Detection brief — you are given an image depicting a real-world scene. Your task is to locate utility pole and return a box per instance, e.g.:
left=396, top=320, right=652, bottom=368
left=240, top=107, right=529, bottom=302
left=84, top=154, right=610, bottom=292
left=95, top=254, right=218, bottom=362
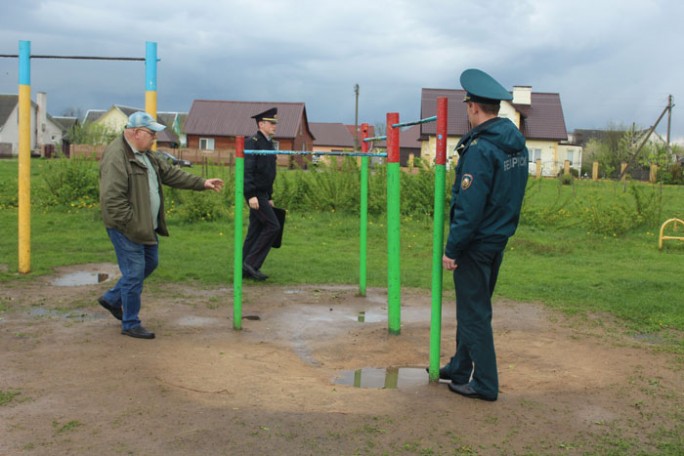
left=354, top=83, right=360, bottom=150
left=666, top=94, right=674, bottom=150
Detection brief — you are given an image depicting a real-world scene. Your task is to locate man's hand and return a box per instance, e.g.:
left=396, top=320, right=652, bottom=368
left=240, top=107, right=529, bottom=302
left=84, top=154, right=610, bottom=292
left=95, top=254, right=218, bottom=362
left=204, top=178, right=224, bottom=192
left=442, top=254, right=458, bottom=271
left=248, top=196, right=259, bottom=210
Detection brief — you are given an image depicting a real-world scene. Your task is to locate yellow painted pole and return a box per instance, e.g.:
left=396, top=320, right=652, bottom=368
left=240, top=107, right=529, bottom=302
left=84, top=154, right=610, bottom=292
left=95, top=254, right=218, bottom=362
left=18, top=40, right=32, bottom=274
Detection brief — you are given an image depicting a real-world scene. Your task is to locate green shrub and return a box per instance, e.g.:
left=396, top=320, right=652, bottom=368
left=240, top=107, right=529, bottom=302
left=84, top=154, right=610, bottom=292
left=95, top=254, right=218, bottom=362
left=38, top=156, right=99, bottom=208
left=176, top=190, right=226, bottom=223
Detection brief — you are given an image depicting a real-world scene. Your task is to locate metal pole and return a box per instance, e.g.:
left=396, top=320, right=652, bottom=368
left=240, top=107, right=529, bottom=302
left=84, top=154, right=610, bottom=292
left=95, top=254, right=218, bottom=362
left=386, top=112, right=401, bottom=335
left=429, top=97, right=448, bottom=382
left=359, top=123, right=369, bottom=296
left=354, top=84, right=360, bottom=151
left=18, top=40, right=31, bottom=274
left=145, top=41, right=158, bottom=151
left=233, top=136, right=245, bottom=330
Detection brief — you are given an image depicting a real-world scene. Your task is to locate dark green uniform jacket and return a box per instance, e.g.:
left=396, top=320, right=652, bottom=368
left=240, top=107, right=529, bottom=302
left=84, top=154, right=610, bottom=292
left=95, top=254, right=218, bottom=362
left=445, top=117, right=529, bottom=262
left=99, top=134, right=206, bottom=245
left=244, top=131, right=277, bottom=201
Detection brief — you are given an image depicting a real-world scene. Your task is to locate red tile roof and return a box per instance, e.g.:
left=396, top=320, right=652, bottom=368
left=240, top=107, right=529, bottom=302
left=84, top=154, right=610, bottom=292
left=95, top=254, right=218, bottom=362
left=184, top=100, right=312, bottom=139
left=420, top=88, right=568, bottom=141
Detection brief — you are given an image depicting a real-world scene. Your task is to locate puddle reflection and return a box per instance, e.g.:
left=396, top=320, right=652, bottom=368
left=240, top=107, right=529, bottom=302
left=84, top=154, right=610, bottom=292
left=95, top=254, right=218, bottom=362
left=51, top=272, right=110, bottom=287
left=334, top=367, right=428, bottom=389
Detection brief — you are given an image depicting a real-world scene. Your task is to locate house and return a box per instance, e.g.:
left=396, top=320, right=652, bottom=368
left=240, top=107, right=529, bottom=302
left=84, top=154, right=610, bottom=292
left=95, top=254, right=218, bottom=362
left=0, top=92, right=65, bottom=157
left=52, top=115, right=79, bottom=156
left=356, top=124, right=421, bottom=167
left=157, top=112, right=188, bottom=148
left=310, top=122, right=354, bottom=166
left=184, top=100, right=315, bottom=168
left=420, top=87, right=577, bottom=176
left=88, top=105, right=180, bottom=149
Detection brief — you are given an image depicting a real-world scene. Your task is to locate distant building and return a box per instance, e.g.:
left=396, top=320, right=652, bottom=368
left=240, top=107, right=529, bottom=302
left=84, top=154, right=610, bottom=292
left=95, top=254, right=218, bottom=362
left=0, top=92, right=65, bottom=157
left=184, top=100, right=315, bottom=168
left=420, top=86, right=578, bottom=176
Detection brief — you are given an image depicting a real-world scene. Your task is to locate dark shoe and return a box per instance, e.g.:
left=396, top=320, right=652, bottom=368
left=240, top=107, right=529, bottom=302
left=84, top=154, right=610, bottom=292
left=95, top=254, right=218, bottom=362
left=425, top=366, right=453, bottom=381
left=98, top=296, right=122, bottom=321
left=242, top=262, right=267, bottom=281
left=448, top=382, right=497, bottom=401
left=121, top=326, right=155, bottom=339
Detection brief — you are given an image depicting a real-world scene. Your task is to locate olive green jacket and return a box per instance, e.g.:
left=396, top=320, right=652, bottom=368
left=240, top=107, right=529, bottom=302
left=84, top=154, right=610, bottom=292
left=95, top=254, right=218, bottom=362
left=99, top=134, right=206, bottom=244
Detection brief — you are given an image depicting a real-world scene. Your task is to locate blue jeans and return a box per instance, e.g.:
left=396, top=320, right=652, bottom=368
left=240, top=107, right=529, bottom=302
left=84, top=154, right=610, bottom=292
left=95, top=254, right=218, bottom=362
left=103, top=228, right=158, bottom=330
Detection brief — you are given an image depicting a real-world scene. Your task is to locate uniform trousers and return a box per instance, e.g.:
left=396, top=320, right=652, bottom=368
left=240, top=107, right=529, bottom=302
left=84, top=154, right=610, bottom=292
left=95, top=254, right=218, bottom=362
left=242, top=196, right=280, bottom=270
left=449, top=248, right=503, bottom=399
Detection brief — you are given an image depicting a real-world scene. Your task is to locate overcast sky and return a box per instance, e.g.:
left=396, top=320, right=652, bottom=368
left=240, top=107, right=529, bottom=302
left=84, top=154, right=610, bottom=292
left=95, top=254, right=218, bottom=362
left=1, top=0, right=682, bottom=143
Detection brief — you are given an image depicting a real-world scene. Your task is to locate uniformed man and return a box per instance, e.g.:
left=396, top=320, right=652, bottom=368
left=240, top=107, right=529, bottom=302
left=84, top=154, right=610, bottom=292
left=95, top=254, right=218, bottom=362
left=242, top=107, right=280, bottom=280
left=441, top=69, right=529, bottom=401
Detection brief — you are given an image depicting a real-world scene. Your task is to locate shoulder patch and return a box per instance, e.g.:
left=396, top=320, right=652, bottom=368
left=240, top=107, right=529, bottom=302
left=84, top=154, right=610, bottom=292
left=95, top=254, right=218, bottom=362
left=461, top=173, right=473, bottom=190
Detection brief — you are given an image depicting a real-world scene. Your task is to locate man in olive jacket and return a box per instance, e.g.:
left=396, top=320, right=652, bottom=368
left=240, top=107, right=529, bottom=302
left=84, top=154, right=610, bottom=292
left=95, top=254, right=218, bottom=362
left=99, top=112, right=223, bottom=339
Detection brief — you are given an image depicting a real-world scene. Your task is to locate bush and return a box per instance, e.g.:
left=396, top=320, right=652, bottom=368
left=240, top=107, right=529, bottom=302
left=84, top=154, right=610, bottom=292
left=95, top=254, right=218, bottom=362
left=38, top=156, right=99, bottom=208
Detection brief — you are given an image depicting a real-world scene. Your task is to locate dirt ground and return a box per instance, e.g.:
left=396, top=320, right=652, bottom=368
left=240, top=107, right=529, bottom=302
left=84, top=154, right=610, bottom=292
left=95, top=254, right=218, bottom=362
left=1, top=263, right=682, bottom=456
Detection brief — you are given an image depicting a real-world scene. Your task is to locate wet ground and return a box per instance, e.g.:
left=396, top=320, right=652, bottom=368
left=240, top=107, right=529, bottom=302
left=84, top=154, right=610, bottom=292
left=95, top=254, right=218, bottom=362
left=1, top=263, right=683, bottom=455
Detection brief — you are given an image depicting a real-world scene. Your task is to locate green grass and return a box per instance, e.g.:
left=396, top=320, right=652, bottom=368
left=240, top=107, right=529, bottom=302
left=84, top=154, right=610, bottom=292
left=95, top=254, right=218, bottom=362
left=1, top=159, right=683, bottom=350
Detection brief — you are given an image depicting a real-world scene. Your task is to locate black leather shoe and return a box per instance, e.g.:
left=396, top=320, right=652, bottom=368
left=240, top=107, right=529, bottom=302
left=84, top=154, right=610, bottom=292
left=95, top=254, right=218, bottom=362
left=448, top=382, right=497, bottom=401
left=121, top=326, right=155, bottom=339
left=98, top=296, right=122, bottom=321
left=242, top=262, right=267, bottom=281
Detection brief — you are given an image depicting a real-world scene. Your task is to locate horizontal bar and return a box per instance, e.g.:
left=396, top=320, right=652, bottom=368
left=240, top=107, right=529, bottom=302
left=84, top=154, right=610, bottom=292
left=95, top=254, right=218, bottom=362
left=392, top=115, right=437, bottom=129
left=0, top=54, right=148, bottom=61
left=363, top=135, right=387, bottom=142
left=245, top=149, right=387, bottom=157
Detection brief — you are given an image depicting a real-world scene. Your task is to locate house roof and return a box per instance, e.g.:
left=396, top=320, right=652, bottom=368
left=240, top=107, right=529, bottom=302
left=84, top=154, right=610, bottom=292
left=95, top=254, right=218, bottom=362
left=0, top=95, right=18, bottom=126
left=310, top=122, right=355, bottom=148
left=399, top=124, right=421, bottom=149
left=184, top=100, right=313, bottom=139
left=83, top=109, right=105, bottom=124
left=420, top=88, right=568, bottom=141
left=52, top=116, right=78, bottom=131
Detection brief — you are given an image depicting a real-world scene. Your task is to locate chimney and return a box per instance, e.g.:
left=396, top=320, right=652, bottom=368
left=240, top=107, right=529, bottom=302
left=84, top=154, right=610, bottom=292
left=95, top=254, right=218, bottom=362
left=36, top=92, right=48, bottom=149
left=512, top=86, right=532, bottom=106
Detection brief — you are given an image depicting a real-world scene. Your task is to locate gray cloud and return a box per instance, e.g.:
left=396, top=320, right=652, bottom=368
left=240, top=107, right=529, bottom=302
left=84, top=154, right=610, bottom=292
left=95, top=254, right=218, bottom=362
left=1, top=0, right=682, bottom=142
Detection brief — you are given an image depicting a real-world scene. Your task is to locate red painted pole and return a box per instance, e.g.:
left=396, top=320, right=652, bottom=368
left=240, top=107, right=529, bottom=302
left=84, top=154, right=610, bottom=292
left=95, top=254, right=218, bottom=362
left=436, top=97, right=447, bottom=165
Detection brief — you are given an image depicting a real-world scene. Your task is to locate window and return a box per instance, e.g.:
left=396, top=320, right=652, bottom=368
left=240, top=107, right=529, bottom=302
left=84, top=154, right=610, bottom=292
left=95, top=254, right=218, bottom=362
left=566, top=149, right=574, bottom=166
left=199, top=137, right=215, bottom=151
left=531, top=148, right=542, bottom=162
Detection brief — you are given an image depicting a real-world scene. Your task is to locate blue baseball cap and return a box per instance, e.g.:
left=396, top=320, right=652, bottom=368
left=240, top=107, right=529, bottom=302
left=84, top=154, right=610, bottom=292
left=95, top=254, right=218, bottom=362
left=126, top=111, right=166, bottom=131
left=460, top=69, right=512, bottom=105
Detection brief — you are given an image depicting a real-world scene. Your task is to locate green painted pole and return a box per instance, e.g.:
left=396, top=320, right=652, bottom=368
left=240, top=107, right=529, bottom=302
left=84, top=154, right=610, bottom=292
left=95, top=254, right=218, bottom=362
left=359, top=123, right=370, bottom=296
left=429, top=97, right=448, bottom=381
left=233, top=136, right=245, bottom=330
left=386, top=112, right=401, bottom=335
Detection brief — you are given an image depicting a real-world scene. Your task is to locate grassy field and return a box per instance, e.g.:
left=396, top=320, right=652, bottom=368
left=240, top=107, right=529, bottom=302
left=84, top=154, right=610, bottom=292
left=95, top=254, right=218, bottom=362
left=1, top=158, right=683, bottom=350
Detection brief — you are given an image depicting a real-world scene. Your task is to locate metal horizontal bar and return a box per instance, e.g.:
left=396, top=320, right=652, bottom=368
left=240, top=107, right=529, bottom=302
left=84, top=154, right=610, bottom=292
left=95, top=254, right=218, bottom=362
left=0, top=54, right=147, bottom=61
left=392, top=115, right=437, bottom=129
left=363, top=135, right=387, bottom=142
left=245, top=149, right=387, bottom=157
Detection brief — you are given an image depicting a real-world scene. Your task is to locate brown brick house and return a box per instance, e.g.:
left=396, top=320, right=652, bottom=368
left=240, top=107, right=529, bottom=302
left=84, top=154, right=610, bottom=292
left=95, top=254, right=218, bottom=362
left=184, top=100, right=315, bottom=168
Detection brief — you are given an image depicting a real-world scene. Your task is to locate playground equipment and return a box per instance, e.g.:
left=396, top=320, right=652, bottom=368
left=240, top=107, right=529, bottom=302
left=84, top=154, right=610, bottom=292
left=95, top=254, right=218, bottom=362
left=5, top=40, right=157, bottom=274
left=658, top=218, right=684, bottom=250
left=232, top=98, right=450, bottom=383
